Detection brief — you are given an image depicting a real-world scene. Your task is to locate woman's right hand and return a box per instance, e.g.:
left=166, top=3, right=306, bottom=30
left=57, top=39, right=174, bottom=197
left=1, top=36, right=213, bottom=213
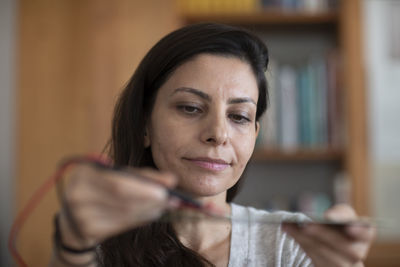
left=58, top=163, right=177, bottom=249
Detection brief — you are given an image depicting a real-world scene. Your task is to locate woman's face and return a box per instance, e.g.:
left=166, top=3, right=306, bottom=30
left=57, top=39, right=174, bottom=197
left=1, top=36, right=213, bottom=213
left=145, top=54, right=259, bottom=198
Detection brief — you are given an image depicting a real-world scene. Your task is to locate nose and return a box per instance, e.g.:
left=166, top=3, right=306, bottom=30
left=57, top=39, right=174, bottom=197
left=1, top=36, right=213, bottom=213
left=200, top=112, right=229, bottom=146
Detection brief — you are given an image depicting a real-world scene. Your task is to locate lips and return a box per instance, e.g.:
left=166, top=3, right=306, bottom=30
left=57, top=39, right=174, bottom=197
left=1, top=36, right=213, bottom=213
left=183, top=157, right=230, bottom=171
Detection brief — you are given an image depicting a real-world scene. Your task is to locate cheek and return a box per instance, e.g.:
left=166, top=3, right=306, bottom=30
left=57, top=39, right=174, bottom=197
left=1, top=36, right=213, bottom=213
left=234, top=131, right=256, bottom=167
left=151, top=125, right=175, bottom=154
left=149, top=117, right=190, bottom=170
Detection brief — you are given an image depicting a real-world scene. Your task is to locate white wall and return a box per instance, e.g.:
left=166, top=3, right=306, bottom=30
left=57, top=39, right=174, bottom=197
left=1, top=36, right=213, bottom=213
left=0, top=0, right=16, bottom=265
left=364, top=0, right=400, bottom=240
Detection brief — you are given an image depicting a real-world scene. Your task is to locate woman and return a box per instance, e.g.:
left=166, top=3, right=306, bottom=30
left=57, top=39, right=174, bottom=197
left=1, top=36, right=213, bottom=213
left=50, top=23, right=375, bottom=267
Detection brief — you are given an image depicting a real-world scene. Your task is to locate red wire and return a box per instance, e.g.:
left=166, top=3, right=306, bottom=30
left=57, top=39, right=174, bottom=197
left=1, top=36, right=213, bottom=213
left=7, top=155, right=110, bottom=267
left=8, top=155, right=214, bottom=266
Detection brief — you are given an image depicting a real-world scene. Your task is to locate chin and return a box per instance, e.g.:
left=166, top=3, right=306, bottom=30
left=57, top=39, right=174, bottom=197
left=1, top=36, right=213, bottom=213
left=177, top=173, right=237, bottom=197
left=181, top=182, right=231, bottom=199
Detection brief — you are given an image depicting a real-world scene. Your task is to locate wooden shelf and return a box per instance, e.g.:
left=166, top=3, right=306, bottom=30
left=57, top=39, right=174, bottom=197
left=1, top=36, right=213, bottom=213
left=251, top=148, right=343, bottom=162
left=182, top=10, right=338, bottom=26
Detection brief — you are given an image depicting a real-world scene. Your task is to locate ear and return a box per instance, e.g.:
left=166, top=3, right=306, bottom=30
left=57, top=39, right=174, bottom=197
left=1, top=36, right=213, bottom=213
left=255, top=121, right=260, bottom=138
left=144, top=126, right=151, bottom=148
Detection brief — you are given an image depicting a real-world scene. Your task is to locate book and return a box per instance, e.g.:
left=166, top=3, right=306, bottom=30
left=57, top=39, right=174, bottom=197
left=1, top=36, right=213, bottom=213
left=279, top=65, right=298, bottom=151
left=326, top=50, right=343, bottom=148
left=313, top=56, right=329, bottom=146
left=256, top=53, right=340, bottom=151
left=259, top=60, right=279, bottom=148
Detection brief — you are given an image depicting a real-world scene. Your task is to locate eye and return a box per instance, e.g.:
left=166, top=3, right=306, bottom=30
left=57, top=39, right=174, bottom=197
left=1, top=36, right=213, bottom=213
left=229, top=113, right=251, bottom=124
left=177, top=105, right=203, bottom=115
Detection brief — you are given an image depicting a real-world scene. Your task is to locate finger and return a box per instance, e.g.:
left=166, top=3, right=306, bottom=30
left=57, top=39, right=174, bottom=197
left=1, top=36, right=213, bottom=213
left=324, top=204, right=357, bottom=221
left=283, top=224, right=353, bottom=267
left=70, top=185, right=169, bottom=239
left=166, top=196, right=182, bottom=209
left=71, top=202, right=165, bottom=241
left=324, top=204, right=377, bottom=242
left=346, top=224, right=377, bottom=242
left=58, top=211, right=98, bottom=248
left=304, top=244, right=352, bottom=267
left=70, top=164, right=172, bottom=210
left=66, top=165, right=170, bottom=226
left=62, top=164, right=172, bottom=242
left=81, top=162, right=176, bottom=192
left=93, top=167, right=170, bottom=201
left=302, top=223, right=369, bottom=262
left=123, top=167, right=178, bottom=188
left=99, top=194, right=167, bottom=226
left=70, top=183, right=168, bottom=218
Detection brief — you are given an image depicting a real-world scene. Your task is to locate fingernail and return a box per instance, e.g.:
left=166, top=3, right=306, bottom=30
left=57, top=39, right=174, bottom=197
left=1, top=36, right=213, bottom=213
left=167, top=197, right=181, bottom=209
left=346, top=225, right=364, bottom=237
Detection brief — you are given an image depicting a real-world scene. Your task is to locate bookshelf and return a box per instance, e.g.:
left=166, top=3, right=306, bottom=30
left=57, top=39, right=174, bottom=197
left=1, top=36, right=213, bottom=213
left=179, top=5, right=343, bottom=164
left=251, top=148, right=343, bottom=162
left=183, top=11, right=338, bottom=25
left=179, top=2, right=342, bottom=160
left=178, top=0, right=400, bottom=265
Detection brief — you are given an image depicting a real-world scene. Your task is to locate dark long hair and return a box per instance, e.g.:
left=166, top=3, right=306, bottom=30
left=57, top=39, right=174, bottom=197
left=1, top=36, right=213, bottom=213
left=100, top=23, right=269, bottom=266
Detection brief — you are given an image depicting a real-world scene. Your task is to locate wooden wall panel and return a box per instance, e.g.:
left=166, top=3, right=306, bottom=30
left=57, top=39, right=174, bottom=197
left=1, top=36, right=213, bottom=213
left=16, top=0, right=180, bottom=265
left=339, top=0, right=369, bottom=216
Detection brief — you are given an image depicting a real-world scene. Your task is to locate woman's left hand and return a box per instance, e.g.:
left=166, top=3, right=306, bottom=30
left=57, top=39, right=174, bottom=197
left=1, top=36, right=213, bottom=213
left=282, top=204, right=376, bottom=267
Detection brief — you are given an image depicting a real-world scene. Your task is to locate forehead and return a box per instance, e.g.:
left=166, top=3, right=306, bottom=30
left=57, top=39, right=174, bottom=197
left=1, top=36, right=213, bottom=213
left=159, top=54, right=259, bottom=100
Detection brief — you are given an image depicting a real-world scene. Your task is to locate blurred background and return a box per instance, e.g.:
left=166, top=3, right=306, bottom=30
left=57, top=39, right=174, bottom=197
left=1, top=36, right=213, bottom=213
left=1, top=0, right=399, bottom=266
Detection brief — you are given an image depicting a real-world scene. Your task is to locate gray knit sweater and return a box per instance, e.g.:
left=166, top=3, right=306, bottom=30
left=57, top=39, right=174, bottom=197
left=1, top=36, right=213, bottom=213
left=228, top=203, right=313, bottom=267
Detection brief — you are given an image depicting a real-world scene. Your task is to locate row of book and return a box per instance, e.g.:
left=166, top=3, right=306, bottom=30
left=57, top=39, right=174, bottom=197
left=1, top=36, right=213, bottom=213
left=260, top=0, right=338, bottom=12
left=263, top=172, right=350, bottom=216
left=177, top=0, right=338, bottom=15
left=177, top=0, right=257, bottom=14
left=256, top=52, right=343, bottom=151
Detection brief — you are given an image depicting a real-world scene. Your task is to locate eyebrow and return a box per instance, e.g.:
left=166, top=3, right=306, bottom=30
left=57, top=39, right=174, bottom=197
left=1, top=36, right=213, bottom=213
left=171, top=87, right=211, bottom=101
left=170, top=87, right=256, bottom=106
left=228, top=97, right=256, bottom=105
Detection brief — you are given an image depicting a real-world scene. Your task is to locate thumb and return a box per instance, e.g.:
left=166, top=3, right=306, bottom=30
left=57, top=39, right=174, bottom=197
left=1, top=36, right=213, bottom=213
left=324, top=204, right=357, bottom=221
left=152, top=171, right=178, bottom=188
left=129, top=168, right=178, bottom=188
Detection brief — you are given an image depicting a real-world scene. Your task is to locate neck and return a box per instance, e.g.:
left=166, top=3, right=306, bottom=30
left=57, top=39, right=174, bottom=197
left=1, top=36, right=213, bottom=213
left=172, top=192, right=231, bottom=252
